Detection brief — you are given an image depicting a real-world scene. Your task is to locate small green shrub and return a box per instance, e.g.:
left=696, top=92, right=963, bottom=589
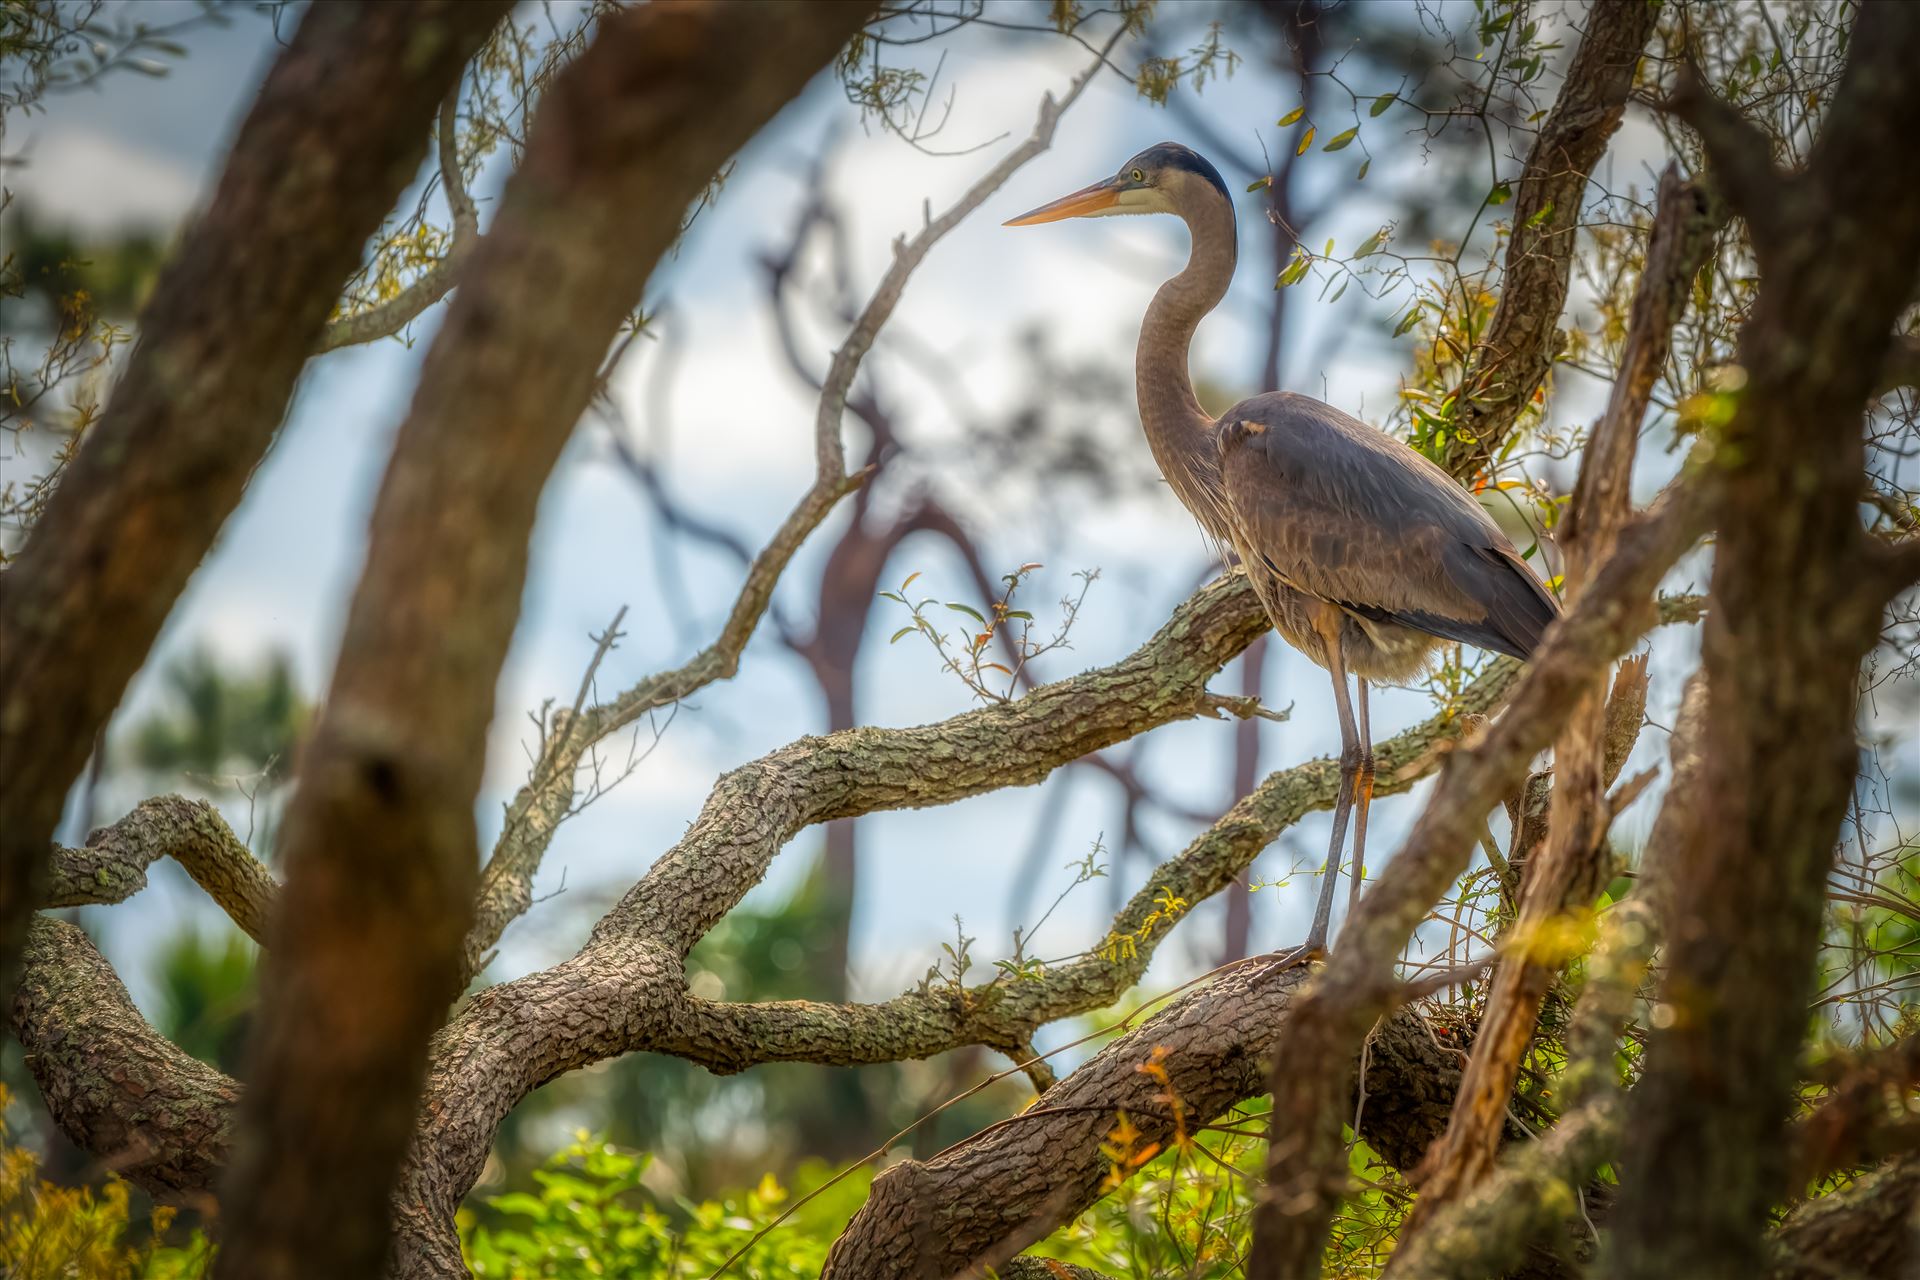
left=462, top=1133, right=872, bottom=1279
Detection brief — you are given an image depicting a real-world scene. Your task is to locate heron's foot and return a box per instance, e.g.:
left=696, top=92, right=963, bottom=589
left=1265, top=941, right=1325, bottom=972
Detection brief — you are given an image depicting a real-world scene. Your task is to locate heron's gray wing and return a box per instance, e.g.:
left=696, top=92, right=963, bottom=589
left=1218, top=392, right=1559, bottom=659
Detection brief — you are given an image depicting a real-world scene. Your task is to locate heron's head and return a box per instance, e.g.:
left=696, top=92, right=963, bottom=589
left=1003, top=142, right=1229, bottom=227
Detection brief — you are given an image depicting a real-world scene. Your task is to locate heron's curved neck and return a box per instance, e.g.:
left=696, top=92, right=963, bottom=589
left=1138, top=186, right=1237, bottom=534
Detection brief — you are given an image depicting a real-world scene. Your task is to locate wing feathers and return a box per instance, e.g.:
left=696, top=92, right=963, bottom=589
left=1219, top=392, right=1561, bottom=660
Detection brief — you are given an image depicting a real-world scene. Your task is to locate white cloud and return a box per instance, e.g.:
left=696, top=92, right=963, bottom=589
left=5, top=122, right=203, bottom=232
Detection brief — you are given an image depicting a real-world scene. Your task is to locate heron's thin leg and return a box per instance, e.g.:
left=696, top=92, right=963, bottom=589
left=1347, top=678, right=1375, bottom=923
left=1302, top=617, right=1360, bottom=958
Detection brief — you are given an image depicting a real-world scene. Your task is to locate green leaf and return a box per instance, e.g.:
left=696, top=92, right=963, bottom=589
left=1525, top=200, right=1555, bottom=228
left=1488, top=181, right=1513, bottom=206
left=1328, top=278, right=1349, bottom=304
left=1278, top=254, right=1311, bottom=287
left=1369, top=93, right=1395, bottom=117
left=889, top=626, right=916, bottom=644
left=1324, top=237, right=1335, bottom=255
left=1278, top=105, right=1305, bottom=126
left=1353, top=227, right=1387, bottom=258
left=1004, top=610, right=1034, bottom=621
left=945, top=602, right=986, bottom=625
left=1296, top=125, right=1316, bottom=155
left=1393, top=304, right=1422, bottom=338
left=489, top=1193, right=547, bottom=1219
left=1323, top=127, right=1359, bottom=152
left=1356, top=158, right=1371, bottom=181
left=1246, top=175, right=1272, bottom=192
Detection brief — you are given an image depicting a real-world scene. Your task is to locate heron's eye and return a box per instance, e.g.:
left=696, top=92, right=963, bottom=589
left=1129, top=168, right=1146, bottom=183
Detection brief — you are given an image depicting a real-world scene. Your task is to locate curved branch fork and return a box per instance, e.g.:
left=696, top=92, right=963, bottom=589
left=10, top=570, right=1478, bottom=1260
left=15, top=582, right=1707, bottom=1272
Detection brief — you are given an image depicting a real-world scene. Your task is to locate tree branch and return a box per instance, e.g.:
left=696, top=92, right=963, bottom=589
left=8, top=581, right=1705, bottom=1274
left=463, top=38, right=1111, bottom=977
left=213, top=7, right=875, bottom=1279
left=1612, top=4, right=1920, bottom=1272
left=1382, top=675, right=1709, bottom=1280
left=1789, top=1032, right=1920, bottom=1191
left=1661, top=68, right=1788, bottom=256
left=315, top=90, right=482, bottom=353
left=1442, top=0, right=1661, bottom=481
left=1765, top=1155, right=1920, bottom=1280
left=1403, top=166, right=1722, bottom=1230
left=1250, top=477, right=1710, bottom=1280
left=0, top=0, right=509, bottom=1013
left=45, top=795, right=276, bottom=944
left=654, top=649, right=1524, bottom=1076
left=1871, top=332, right=1920, bottom=398
left=12, top=918, right=237, bottom=1200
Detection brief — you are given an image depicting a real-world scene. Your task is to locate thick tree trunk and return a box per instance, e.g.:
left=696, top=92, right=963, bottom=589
left=1609, top=6, right=1920, bottom=1276
left=210, top=7, right=872, bottom=1280
left=0, top=0, right=507, bottom=1009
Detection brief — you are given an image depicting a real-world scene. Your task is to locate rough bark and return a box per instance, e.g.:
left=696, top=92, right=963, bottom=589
left=44, top=795, right=275, bottom=943
left=823, top=960, right=1478, bottom=1279
left=1383, top=676, right=1709, bottom=1280
left=11, top=917, right=238, bottom=1200
left=0, top=0, right=508, bottom=1011
left=211, top=7, right=873, bottom=1280
left=9, top=589, right=1696, bottom=1275
left=1789, top=1033, right=1920, bottom=1189
left=1405, top=169, right=1721, bottom=1227
left=1609, top=6, right=1920, bottom=1276
left=1441, top=0, right=1661, bottom=481
left=1248, top=479, right=1708, bottom=1280
left=1764, top=1155, right=1920, bottom=1280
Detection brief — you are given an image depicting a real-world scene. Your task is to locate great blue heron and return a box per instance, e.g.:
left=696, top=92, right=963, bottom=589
left=1007, top=142, right=1558, bottom=957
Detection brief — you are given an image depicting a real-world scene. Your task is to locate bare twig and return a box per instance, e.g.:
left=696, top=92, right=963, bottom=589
left=462, top=24, right=1115, bottom=977
left=316, top=88, right=484, bottom=353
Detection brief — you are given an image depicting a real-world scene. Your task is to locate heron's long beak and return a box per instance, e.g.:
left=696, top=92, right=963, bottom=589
left=1004, top=176, right=1123, bottom=226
